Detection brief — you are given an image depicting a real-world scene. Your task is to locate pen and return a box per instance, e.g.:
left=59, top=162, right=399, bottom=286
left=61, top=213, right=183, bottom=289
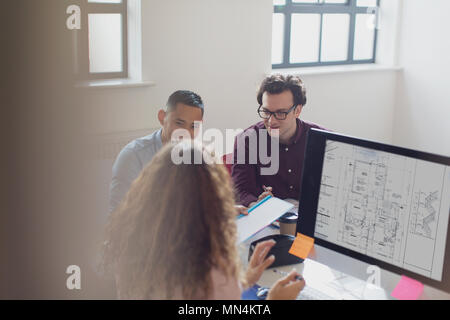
left=272, top=269, right=304, bottom=281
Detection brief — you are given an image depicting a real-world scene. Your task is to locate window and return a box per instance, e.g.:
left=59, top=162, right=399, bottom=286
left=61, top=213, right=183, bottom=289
left=272, top=0, right=380, bottom=68
left=76, top=0, right=128, bottom=80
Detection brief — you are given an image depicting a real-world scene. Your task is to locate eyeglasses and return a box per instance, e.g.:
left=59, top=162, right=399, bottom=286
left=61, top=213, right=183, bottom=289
left=257, top=104, right=297, bottom=120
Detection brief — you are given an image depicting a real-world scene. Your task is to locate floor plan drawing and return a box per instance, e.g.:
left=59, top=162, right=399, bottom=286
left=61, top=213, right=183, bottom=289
left=314, top=140, right=450, bottom=280
left=409, top=190, right=439, bottom=240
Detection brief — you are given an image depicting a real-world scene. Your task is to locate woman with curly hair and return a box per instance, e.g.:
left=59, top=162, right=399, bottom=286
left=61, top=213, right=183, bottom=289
left=102, top=141, right=305, bottom=299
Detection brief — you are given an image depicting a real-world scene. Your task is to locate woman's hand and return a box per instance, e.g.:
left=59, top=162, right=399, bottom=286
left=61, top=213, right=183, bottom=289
left=245, top=240, right=276, bottom=288
left=267, top=270, right=305, bottom=300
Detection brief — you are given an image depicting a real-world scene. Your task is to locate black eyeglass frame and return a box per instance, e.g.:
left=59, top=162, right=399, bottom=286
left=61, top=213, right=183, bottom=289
left=257, top=104, right=298, bottom=120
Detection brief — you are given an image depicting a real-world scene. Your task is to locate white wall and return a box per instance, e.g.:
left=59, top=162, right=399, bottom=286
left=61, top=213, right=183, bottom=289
left=300, top=69, right=397, bottom=144
left=293, top=0, right=402, bottom=145
left=87, top=0, right=449, bottom=159
left=87, top=0, right=273, bottom=136
left=393, top=0, right=450, bottom=156
left=87, top=0, right=397, bottom=149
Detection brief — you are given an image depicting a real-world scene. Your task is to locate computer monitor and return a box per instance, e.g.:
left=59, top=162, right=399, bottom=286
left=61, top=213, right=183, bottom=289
left=297, top=129, right=450, bottom=292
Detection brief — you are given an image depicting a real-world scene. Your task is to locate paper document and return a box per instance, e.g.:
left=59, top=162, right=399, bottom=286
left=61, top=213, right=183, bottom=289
left=236, top=196, right=294, bottom=243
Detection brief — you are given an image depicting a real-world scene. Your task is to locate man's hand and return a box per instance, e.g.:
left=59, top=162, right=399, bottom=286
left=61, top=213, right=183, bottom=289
left=258, top=186, right=273, bottom=202
left=235, top=205, right=248, bottom=216
left=267, top=269, right=305, bottom=300
left=245, top=240, right=276, bottom=288
left=249, top=186, right=274, bottom=208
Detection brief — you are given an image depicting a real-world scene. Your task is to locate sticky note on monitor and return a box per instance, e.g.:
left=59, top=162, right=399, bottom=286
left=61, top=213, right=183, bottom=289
left=391, top=275, right=424, bottom=300
left=289, top=233, right=314, bottom=259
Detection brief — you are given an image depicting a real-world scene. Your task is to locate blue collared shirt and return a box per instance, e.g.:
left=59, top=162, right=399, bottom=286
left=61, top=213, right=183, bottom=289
left=109, top=129, right=163, bottom=213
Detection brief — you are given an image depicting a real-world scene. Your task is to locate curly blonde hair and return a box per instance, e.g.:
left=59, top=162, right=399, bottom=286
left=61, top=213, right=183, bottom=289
left=102, top=142, right=242, bottom=299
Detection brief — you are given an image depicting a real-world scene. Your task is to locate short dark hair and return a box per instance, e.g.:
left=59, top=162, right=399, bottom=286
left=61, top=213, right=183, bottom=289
left=257, top=74, right=307, bottom=107
left=166, top=90, right=204, bottom=115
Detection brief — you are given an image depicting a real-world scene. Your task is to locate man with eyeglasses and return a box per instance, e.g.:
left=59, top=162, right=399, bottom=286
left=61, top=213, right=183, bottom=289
left=231, top=74, right=327, bottom=209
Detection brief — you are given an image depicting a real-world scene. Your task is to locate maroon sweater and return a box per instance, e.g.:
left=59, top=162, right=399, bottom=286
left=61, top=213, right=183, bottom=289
left=231, top=118, right=327, bottom=207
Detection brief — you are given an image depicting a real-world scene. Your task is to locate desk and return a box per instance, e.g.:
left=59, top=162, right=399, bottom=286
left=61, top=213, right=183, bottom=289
left=239, top=226, right=450, bottom=300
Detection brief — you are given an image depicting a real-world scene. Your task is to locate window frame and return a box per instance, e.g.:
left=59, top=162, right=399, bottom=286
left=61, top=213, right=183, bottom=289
left=77, top=0, right=129, bottom=80
left=272, top=0, right=380, bottom=69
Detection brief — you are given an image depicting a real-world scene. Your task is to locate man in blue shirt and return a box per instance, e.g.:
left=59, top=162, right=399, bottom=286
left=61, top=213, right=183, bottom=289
left=109, top=90, right=204, bottom=213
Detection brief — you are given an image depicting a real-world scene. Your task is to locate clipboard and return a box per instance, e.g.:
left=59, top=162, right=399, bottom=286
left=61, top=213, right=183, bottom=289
left=236, top=196, right=294, bottom=243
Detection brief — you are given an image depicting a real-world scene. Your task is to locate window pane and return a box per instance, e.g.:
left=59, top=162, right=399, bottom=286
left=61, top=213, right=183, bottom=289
left=324, top=0, right=347, bottom=3
left=353, top=14, right=375, bottom=60
left=88, top=14, right=123, bottom=73
left=357, top=0, right=377, bottom=6
left=88, top=0, right=122, bottom=3
left=290, top=14, right=321, bottom=63
left=321, top=14, right=349, bottom=62
left=292, top=0, right=318, bottom=3
left=273, top=0, right=286, bottom=5
left=272, top=13, right=285, bottom=65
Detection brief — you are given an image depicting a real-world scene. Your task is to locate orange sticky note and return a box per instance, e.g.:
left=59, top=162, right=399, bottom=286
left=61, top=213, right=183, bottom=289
left=289, top=233, right=314, bottom=259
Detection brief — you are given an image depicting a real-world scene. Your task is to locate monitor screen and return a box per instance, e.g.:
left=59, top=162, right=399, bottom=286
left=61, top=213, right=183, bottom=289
left=298, top=129, right=450, bottom=291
